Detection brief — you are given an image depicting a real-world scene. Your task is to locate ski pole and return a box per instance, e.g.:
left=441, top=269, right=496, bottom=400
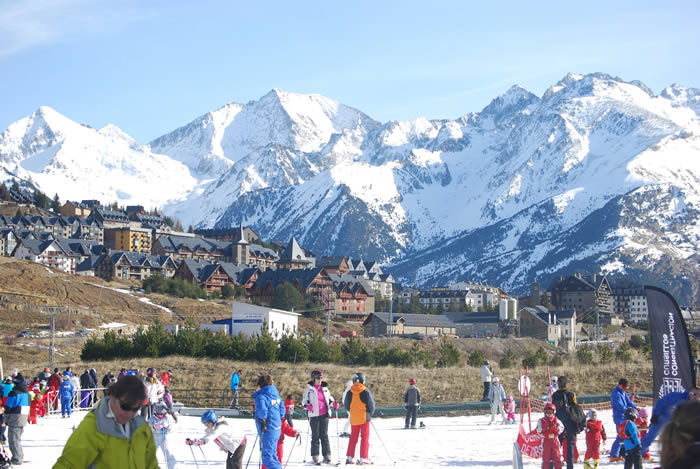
left=369, top=419, right=395, bottom=466
left=244, top=433, right=259, bottom=469
left=335, top=407, right=341, bottom=465
left=303, top=414, right=310, bottom=462
left=188, top=444, right=200, bottom=469
left=198, top=445, right=212, bottom=468
left=284, top=434, right=302, bottom=469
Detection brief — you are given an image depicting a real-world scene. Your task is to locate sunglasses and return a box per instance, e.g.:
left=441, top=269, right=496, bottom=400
left=119, top=400, right=141, bottom=412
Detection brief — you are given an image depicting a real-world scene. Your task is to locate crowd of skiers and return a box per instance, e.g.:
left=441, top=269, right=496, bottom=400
left=0, top=365, right=175, bottom=466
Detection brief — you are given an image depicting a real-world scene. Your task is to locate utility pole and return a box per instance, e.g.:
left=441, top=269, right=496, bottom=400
left=388, top=291, right=393, bottom=345
left=43, top=305, right=68, bottom=369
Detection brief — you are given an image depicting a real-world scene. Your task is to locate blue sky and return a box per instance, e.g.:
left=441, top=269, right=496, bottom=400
left=1, top=0, right=698, bottom=143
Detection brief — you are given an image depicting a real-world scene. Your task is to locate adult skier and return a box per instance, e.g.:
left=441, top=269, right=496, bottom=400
left=344, top=373, right=375, bottom=465
left=481, top=360, right=492, bottom=401
left=303, top=370, right=338, bottom=465
left=403, top=378, right=421, bottom=429
left=253, top=375, right=286, bottom=469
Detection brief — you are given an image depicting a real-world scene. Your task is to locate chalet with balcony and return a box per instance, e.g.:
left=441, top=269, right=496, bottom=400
left=94, top=251, right=177, bottom=281
left=13, top=238, right=76, bottom=274
left=550, top=273, right=614, bottom=320
left=152, top=234, right=228, bottom=263
left=89, top=207, right=130, bottom=228
left=250, top=268, right=333, bottom=311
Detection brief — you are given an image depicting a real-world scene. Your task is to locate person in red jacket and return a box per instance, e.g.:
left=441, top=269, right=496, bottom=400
left=537, top=403, right=564, bottom=469
left=284, top=394, right=295, bottom=429
left=161, top=370, right=172, bottom=387
left=584, top=409, right=606, bottom=469
left=635, top=407, right=651, bottom=461
left=28, top=393, right=45, bottom=424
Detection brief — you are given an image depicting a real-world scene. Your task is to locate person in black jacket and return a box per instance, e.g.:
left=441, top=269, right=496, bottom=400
left=79, top=369, right=95, bottom=408
left=551, top=376, right=578, bottom=469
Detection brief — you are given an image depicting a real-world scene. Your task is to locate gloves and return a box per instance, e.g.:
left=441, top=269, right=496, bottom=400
left=305, top=404, right=313, bottom=412
left=295, top=433, right=302, bottom=445
left=650, top=414, right=658, bottom=425
left=257, top=418, right=267, bottom=434
left=332, top=402, right=340, bottom=410
left=185, top=438, right=194, bottom=446
left=195, top=439, right=205, bottom=446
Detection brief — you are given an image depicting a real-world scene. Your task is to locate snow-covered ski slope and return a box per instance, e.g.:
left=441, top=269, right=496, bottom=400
left=25, top=408, right=658, bottom=468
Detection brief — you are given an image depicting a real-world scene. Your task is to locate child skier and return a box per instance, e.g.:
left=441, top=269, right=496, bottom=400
left=635, top=408, right=651, bottom=461
left=403, top=378, right=421, bottom=429
left=488, top=377, right=507, bottom=424
left=0, top=405, right=6, bottom=443
left=187, top=410, right=247, bottom=469
left=340, top=379, right=353, bottom=438
left=28, top=393, right=45, bottom=424
left=284, top=394, right=295, bottom=429
left=584, top=408, right=606, bottom=469
left=537, top=403, right=564, bottom=469
left=619, top=407, right=642, bottom=469
left=504, top=395, right=516, bottom=424
left=149, top=401, right=176, bottom=469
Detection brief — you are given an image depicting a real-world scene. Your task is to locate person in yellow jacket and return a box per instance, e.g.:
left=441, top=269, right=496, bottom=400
left=53, top=375, right=158, bottom=469
left=343, top=373, right=375, bottom=465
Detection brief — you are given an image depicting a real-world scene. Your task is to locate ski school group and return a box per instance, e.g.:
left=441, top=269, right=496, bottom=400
left=39, top=367, right=420, bottom=469
left=517, top=375, right=700, bottom=469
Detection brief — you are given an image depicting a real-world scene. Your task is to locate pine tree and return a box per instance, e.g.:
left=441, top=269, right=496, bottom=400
left=51, top=193, right=61, bottom=214
left=0, top=183, right=9, bottom=201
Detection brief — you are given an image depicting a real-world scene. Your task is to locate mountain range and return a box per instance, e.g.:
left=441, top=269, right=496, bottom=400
left=1, top=72, right=698, bottom=304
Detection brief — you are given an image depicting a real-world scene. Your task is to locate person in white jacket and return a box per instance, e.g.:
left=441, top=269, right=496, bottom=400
left=148, top=401, right=177, bottom=469
left=480, top=360, right=493, bottom=402
left=144, top=370, right=164, bottom=419
left=187, top=410, right=247, bottom=469
left=488, top=377, right=507, bottom=425
left=302, top=370, right=338, bottom=464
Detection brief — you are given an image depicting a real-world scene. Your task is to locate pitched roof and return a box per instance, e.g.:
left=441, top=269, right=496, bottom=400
left=17, top=239, right=66, bottom=256
left=365, top=312, right=456, bottom=327
left=255, top=268, right=325, bottom=291
left=445, top=311, right=501, bottom=324
left=328, top=273, right=375, bottom=297
left=76, top=254, right=105, bottom=272
left=279, top=237, right=311, bottom=262
left=156, top=234, right=228, bottom=253
left=109, top=251, right=174, bottom=268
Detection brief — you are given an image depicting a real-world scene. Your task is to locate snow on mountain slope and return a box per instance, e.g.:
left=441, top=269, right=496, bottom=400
left=0, top=106, right=196, bottom=207
left=2, top=73, right=699, bottom=302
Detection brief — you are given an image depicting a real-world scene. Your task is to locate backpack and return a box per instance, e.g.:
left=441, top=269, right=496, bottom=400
left=553, top=390, right=587, bottom=432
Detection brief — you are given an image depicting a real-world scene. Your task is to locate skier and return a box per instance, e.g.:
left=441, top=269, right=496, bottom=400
left=403, top=378, right=421, bottom=429
left=480, top=360, right=492, bottom=401
left=28, top=392, right=44, bottom=424
left=144, top=369, right=164, bottom=419
left=609, top=378, right=637, bottom=462
left=545, top=376, right=558, bottom=401
left=253, top=374, right=286, bottom=469
left=59, top=375, right=74, bottom=418
left=488, top=377, right=507, bottom=425
left=148, top=401, right=176, bottom=469
left=537, top=403, right=564, bottom=469
left=344, top=372, right=375, bottom=465
left=303, top=370, right=338, bottom=465
left=272, top=417, right=300, bottom=468
left=552, top=375, right=579, bottom=469
left=634, top=408, right=651, bottom=462
left=618, top=407, right=642, bottom=469
left=640, top=385, right=699, bottom=456
left=230, top=369, right=242, bottom=409
left=504, top=395, right=516, bottom=424
left=284, top=394, right=295, bottom=428
left=187, top=410, right=247, bottom=469
left=583, top=408, right=606, bottom=469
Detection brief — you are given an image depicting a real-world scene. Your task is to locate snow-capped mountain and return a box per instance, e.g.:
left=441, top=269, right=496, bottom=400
left=1, top=73, right=698, bottom=303
left=0, top=106, right=196, bottom=208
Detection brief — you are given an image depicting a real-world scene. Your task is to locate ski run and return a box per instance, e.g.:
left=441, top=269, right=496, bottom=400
left=16, top=407, right=661, bottom=468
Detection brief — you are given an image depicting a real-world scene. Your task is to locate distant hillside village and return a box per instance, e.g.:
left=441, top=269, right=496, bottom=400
left=2, top=196, right=698, bottom=351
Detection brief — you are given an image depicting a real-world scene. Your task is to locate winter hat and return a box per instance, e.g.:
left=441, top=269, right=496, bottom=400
left=409, top=378, right=416, bottom=385
left=638, top=407, right=648, bottom=419
left=588, top=408, right=597, bottom=419
left=483, top=360, right=489, bottom=365
left=32, top=384, right=40, bottom=392
left=153, top=402, right=168, bottom=416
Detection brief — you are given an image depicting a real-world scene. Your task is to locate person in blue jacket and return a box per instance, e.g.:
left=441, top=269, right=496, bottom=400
left=609, top=378, right=637, bottom=461
left=640, top=385, right=699, bottom=454
left=4, top=376, right=29, bottom=465
left=230, top=369, right=242, bottom=409
left=620, top=407, right=642, bottom=469
left=59, top=374, right=75, bottom=418
left=252, top=375, right=285, bottom=469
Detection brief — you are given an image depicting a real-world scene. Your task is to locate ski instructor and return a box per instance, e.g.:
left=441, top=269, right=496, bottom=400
left=53, top=375, right=158, bottom=469
left=252, top=374, right=286, bottom=469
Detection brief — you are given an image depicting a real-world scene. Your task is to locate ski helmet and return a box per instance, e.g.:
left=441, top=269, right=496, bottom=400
left=624, top=407, right=638, bottom=421
left=146, top=367, right=155, bottom=376
left=544, top=403, right=556, bottom=413
left=352, top=372, right=365, bottom=384
left=153, top=402, right=168, bottom=417
left=638, top=408, right=648, bottom=419
left=408, top=378, right=416, bottom=385
left=201, top=410, right=217, bottom=425
left=311, top=370, right=324, bottom=380
left=492, top=376, right=500, bottom=383
left=483, top=360, right=489, bottom=365
left=551, top=376, right=558, bottom=383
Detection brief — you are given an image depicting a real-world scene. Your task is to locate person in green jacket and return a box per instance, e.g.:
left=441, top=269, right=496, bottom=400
left=53, top=375, right=158, bottom=469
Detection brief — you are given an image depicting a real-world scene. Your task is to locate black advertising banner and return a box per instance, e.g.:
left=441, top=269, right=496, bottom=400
left=645, top=286, right=696, bottom=401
